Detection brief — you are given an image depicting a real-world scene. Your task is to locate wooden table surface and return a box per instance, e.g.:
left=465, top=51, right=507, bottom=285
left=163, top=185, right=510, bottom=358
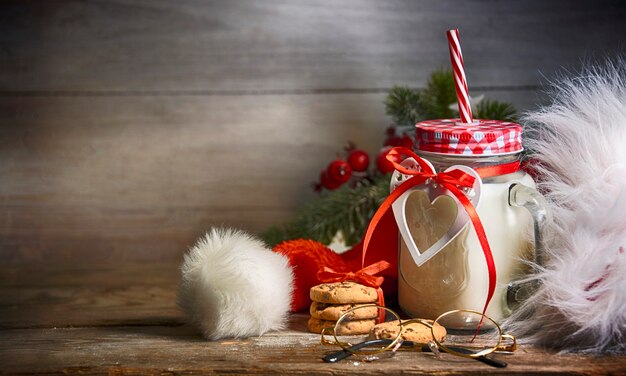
left=1, top=263, right=624, bottom=375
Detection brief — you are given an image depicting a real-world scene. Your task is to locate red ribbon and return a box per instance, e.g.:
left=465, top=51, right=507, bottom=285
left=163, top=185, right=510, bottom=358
left=362, top=147, right=501, bottom=318
left=317, top=261, right=390, bottom=322
left=476, top=160, right=520, bottom=179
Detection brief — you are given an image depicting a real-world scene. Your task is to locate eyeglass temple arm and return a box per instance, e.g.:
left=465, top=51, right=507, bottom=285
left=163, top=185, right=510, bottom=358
left=322, top=339, right=409, bottom=363
left=449, top=346, right=508, bottom=368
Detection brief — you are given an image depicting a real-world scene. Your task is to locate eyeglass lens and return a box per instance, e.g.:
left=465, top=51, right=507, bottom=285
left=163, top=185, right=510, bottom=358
left=434, top=310, right=501, bottom=357
left=333, top=305, right=401, bottom=353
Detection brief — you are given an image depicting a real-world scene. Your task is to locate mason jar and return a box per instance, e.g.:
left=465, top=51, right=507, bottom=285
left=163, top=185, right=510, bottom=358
left=394, top=119, right=546, bottom=322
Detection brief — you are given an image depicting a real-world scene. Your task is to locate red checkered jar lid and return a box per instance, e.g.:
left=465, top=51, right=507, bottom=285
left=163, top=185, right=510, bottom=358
left=415, top=118, right=523, bottom=156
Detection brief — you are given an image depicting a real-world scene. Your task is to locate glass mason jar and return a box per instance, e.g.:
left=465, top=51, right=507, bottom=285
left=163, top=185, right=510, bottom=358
left=394, top=119, right=546, bottom=323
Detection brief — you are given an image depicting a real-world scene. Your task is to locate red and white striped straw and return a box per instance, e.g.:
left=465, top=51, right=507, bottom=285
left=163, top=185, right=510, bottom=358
left=446, top=29, right=473, bottom=123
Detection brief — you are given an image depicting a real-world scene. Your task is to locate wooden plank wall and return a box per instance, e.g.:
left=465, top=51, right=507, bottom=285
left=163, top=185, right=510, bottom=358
left=1, top=0, right=625, bottom=266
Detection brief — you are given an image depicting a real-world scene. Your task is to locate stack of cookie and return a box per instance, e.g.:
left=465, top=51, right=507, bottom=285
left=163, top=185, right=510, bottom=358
left=307, top=281, right=379, bottom=335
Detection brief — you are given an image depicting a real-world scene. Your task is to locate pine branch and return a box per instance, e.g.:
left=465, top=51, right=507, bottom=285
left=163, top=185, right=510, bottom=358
left=384, top=86, right=424, bottom=125
left=385, top=69, right=518, bottom=124
left=260, top=175, right=391, bottom=247
left=385, top=69, right=457, bottom=124
left=421, top=68, right=457, bottom=119
left=474, top=99, right=518, bottom=122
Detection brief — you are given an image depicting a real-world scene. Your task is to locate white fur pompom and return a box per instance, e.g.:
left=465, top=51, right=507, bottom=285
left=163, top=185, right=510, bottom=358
left=504, top=59, right=626, bottom=353
left=178, top=227, right=293, bottom=340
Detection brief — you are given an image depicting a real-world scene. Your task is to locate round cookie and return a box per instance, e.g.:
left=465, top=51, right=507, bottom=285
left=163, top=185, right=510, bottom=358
left=369, top=319, right=447, bottom=343
left=310, top=302, right=379, bottom=321
left=309, top=281, right=378, bottom=304
left=307, top=317, right=377, bottom=335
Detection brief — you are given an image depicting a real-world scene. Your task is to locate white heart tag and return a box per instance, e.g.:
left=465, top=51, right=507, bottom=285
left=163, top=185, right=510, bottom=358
left=390, top=157, right=482, bottom=266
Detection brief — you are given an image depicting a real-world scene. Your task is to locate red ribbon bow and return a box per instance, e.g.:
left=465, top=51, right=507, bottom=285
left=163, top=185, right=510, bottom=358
left=317, top=260, right=390, bottom=309
left=318, top=260, right=390, bottom=288
left=362, top=147, right=497, bottom=317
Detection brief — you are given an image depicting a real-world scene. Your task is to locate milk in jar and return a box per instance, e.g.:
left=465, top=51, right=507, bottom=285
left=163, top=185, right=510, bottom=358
left=397, top=119, right=541, bottom=322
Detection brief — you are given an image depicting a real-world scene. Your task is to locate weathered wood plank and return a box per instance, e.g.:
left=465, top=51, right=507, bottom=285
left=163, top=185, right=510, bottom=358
left=0, top=90, right=539, bottom=264
left=0, top=285, right=182, bottom=329
left=1, top=0, right=624, bottom=92
left=0, top=263, right=178, bottom=289
left=0, top=93, right=385, bottom=263
left=0, top=323, right=624, bottom=375
left=0, top=263, right=183, bottom=329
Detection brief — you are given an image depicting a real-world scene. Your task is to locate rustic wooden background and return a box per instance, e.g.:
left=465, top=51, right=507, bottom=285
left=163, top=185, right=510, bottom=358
left=1, top=0, right=625, bottom=266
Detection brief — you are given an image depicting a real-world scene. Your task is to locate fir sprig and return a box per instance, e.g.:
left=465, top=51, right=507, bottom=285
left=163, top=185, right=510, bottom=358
left=384, top=86, right=424, bottom=125
left=421, top=68, right=457, bottom=119
left=384, top=69, right=518, bottom=123
left=474, top=99, right=518, bottom=122
left=261, top=175, right=390, bottom=247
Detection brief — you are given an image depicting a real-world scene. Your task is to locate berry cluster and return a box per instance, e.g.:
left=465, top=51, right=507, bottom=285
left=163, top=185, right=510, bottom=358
left=316, top=145, right=367, bottom=192
left=315, top=127, right=413, bottom=192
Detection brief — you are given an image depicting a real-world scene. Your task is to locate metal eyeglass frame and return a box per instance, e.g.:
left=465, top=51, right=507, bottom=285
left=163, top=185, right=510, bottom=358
left=320, top=304, right=516, bottom=367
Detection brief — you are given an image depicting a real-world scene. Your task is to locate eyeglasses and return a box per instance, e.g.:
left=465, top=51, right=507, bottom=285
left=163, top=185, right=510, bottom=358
left=320, top=304, right=516, bottom=367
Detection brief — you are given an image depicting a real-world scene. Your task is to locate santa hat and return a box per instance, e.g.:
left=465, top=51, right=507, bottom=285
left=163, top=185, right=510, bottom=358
left=178, top=213, right=397, bottom=340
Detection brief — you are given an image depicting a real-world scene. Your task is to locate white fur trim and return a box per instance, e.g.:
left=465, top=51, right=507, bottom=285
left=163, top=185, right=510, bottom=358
left=504, top=59, right=626, bottom=353
left=179, top=227, right=293, bottom=340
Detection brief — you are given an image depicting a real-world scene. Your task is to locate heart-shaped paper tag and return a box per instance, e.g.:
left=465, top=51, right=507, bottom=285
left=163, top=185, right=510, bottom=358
left=390, top=157, right=482, bottom=266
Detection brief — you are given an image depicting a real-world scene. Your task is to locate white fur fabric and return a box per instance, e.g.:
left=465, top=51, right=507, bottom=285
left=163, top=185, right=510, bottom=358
left=179, top=227, right=293, bottom=340
left=504, top=60, right=626, bottom=353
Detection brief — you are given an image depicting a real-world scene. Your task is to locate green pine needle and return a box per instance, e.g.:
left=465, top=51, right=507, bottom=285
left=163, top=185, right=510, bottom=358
left=384, top=86, right=424, bottom=125
left=385, top=69, right=518, bottom=123
left=260, top=175, right=391, bottom=247
left=421, top=68, right=457, bottom=119
left=474, top=99, right=518, bottom=122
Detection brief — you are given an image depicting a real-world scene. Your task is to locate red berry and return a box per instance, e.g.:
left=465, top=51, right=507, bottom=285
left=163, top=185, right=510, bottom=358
left=385, top=134, right=413, bottom=148
left=326, top=160, right=352, bottom=184
left=319, top=169, right=342, bottom=190
left=376, top=146, right=402, bottom=174
left=347, top=149, right=370, bottom=172
left=384, top=135, right=403, bottom=147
